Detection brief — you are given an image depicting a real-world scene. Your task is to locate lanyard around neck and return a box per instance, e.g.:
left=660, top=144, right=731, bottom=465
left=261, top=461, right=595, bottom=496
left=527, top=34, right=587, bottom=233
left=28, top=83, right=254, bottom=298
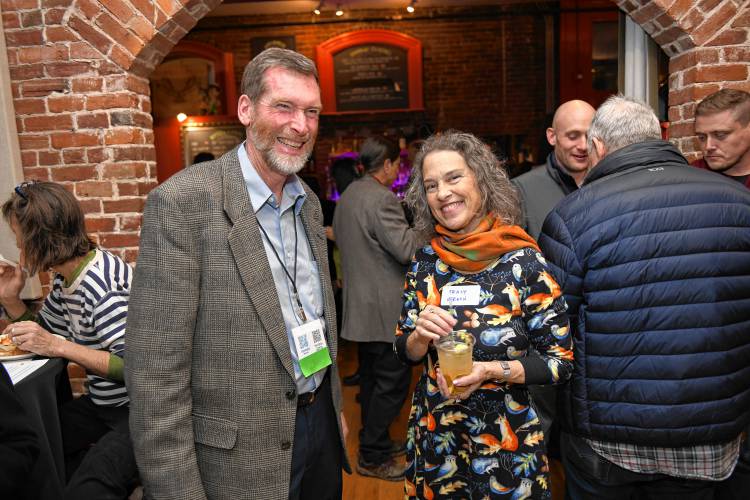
left=256, top=210, right=307, bottom=322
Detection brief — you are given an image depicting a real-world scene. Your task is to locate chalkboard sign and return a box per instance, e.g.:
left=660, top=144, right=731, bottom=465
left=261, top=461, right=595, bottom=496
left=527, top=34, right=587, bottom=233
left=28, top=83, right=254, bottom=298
left=316, top=30, right=423, bottom=114
left=181, top=123, right=245, bottom=166
left=333, top=44, right=409, bottom=112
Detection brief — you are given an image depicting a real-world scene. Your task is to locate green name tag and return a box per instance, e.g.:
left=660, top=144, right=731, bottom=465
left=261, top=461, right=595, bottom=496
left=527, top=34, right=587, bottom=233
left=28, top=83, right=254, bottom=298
left=299, top=346, right=332, bottom=377
left=292, top=319, right=332, bottom=377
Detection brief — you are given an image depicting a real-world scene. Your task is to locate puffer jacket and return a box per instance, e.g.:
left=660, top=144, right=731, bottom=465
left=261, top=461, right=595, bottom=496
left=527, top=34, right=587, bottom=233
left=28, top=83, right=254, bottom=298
left=539, top=140, right=750, bottom=447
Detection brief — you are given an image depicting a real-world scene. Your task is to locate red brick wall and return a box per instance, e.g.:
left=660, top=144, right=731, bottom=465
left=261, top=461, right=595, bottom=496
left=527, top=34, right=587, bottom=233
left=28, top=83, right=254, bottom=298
left=0, top=0, right=748, bottom=260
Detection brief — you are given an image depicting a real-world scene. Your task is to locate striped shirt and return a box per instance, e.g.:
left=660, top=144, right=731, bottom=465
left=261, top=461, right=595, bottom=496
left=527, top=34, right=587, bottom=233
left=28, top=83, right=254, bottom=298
left=587, top=436, right=741, bottom=481
left=39, top=249, right=132, bottom=406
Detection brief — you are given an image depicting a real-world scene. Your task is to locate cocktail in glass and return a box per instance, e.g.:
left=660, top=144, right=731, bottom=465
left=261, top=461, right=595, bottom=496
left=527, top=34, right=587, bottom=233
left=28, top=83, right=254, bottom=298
left=435, top=332, right=475, bottom=396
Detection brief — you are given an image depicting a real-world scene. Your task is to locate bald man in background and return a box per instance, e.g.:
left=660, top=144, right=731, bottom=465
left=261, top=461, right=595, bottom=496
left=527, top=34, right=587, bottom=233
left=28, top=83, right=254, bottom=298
left=512, top=99, right=595, bottom=454
left=514, top=99, right=596, bottom=238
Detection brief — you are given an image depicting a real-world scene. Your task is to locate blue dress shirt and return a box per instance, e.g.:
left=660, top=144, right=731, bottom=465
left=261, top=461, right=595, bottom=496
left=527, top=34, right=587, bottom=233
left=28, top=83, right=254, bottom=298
left=237, top=144, right=326, bottom=394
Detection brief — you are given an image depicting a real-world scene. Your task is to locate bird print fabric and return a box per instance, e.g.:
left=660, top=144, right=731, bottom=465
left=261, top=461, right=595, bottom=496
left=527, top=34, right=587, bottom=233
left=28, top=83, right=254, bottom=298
left=396, top=246, right=572, bottom=499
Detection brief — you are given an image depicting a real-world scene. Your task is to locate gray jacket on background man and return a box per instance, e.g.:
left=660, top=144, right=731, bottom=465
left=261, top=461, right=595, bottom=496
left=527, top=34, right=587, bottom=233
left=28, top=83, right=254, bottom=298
left=333, top=175, right=421, bottom=343
left=513, top=153, right=579, bottom=239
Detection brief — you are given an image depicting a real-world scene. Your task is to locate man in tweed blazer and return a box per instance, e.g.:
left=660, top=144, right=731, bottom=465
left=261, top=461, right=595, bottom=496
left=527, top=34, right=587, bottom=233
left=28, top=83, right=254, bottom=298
left=126, top=48, right=349, bottom=500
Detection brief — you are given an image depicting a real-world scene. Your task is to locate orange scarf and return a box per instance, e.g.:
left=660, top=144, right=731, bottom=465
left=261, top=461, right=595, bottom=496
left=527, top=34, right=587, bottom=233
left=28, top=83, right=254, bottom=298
left=431, top=214, right=540, bottom=273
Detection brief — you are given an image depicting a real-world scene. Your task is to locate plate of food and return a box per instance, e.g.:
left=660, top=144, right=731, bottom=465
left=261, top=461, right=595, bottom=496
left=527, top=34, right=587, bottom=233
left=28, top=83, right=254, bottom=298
left=0, top=333, right=34, bottom=361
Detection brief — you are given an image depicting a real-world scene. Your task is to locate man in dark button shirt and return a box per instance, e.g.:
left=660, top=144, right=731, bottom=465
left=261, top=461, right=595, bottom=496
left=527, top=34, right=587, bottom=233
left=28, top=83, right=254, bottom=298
left=693, top=89, right=750, bottom=189
left=694, top=89, right=750, bottom=500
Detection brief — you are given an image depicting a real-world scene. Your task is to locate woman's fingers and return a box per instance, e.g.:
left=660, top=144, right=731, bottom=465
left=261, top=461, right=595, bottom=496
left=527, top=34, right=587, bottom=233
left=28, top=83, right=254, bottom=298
left=435, top=368, right=451, bottom=398
left=418, top=306, right=456, bottom=335
left=454, top=362, right=488, bottom=387
left=8, top=321, right=41, bottom=343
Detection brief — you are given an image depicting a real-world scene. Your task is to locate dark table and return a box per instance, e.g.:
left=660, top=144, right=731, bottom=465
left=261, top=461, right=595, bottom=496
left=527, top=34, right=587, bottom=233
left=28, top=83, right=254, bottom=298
left=12, top=357, right=72, bottom=500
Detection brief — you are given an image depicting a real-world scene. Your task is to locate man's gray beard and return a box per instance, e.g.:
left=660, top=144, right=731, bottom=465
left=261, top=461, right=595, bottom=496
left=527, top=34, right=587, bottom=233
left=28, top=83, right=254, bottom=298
left=265, top=148, right=310, bottom=175
left=250, top=128, right=312, bottom=175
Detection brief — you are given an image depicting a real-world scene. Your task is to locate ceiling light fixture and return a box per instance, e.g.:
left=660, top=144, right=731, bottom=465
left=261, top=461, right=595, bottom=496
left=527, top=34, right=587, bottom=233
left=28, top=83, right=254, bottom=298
left=406, top=0, right=416, bottom=13
left=335, top=4, right=344, bottom=16
left=313, top=1, right=324, bottom=15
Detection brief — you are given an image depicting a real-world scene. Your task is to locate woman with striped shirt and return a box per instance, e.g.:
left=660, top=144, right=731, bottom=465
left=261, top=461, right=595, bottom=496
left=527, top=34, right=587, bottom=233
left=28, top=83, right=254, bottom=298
left=0, top=181, right=137, bottom=499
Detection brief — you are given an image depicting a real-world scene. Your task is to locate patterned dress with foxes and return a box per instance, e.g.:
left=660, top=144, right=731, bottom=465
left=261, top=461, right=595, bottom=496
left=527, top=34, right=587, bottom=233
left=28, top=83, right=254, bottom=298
left=395, top=246, right=573, bottom=499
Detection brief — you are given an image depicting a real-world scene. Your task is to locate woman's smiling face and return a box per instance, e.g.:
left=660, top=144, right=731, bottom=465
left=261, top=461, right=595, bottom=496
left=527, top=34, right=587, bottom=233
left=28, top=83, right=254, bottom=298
left=422, top=150, right=485, bottom=234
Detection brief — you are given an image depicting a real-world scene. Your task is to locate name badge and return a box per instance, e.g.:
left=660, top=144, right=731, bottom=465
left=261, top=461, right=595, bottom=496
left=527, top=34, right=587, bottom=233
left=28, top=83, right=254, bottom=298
left=291, top=319, right=332, bottom=377
left=441, top=285, right=481, bottom=306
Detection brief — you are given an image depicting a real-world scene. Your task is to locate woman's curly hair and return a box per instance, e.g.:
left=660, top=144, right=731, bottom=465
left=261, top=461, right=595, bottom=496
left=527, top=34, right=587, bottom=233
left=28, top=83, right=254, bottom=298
left=405, top=130, right=521, bottom=236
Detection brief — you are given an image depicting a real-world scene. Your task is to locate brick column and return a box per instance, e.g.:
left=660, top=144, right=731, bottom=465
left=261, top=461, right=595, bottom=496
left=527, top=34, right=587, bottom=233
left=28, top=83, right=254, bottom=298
left=1, top=0, right=220, bottom=266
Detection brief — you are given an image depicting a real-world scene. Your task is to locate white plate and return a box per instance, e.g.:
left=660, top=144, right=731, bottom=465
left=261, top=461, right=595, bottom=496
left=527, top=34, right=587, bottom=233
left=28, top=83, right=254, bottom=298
left=0, top=352, right=35, bottom=361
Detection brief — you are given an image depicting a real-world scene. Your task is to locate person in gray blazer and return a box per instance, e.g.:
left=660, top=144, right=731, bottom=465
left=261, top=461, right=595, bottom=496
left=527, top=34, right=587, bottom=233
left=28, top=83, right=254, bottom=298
left=333, top=136, right=421, bottom=481
left=126, top=48, right=349, bottom=500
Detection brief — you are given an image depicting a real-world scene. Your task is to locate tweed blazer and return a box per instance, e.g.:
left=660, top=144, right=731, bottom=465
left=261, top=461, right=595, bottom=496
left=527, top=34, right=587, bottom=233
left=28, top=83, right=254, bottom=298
left=333, top=175, right=421, bottom=343
left=125, top=148, right=347, bottom=500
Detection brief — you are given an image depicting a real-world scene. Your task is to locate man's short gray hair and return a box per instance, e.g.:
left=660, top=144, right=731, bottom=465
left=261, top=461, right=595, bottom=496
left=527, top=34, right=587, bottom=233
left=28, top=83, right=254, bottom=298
left=240, top=48, right=319, bottom=102
left=587, top=95, right=662, bottom=153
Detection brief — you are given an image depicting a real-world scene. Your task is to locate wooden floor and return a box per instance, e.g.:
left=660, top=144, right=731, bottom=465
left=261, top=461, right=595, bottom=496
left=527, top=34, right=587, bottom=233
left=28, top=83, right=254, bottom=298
left=338, top=340, right=565, bottom=499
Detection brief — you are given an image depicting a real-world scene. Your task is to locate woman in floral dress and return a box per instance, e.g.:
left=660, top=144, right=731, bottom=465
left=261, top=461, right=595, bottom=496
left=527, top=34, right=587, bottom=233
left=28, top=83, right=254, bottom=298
left=394, top=131, right=574, bottom=499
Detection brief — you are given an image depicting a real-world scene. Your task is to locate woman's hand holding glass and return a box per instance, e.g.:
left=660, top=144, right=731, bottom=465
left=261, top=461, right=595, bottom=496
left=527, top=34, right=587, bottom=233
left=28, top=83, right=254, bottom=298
left=415, top=305, right=456, bottom=344
left=436, top=362, right=491, bottom=400
left=405, top=305, right=457, bottom=361
left=438, top=359, right=525, bottom=401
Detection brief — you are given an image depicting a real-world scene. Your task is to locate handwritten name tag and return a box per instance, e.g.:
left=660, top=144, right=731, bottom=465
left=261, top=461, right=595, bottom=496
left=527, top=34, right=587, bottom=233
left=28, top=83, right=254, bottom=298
left=441, top=285, right=481, bottom=306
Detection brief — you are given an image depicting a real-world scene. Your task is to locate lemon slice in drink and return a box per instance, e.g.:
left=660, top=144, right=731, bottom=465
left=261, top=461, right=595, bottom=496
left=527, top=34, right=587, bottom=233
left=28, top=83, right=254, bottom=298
left=453, top=343, right=468, bottom=353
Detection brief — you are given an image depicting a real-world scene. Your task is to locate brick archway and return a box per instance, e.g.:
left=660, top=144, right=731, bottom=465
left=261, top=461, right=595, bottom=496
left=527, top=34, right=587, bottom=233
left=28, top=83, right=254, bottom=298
left=1, top=0, right=748, bottom=259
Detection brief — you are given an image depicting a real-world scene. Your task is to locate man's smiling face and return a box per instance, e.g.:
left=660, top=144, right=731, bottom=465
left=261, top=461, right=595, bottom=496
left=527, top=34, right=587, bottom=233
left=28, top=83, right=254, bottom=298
left=247, top=67, right=322, bottom=175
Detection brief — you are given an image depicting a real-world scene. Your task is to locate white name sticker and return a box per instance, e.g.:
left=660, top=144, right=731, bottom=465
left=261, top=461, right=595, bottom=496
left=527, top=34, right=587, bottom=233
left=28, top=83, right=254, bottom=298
left=441, top=285, right=481, bottom=306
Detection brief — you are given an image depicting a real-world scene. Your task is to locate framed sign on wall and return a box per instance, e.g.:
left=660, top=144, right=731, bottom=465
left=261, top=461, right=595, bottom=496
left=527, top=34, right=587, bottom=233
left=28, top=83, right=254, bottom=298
left=316, top=30, right=423, bottom=114
left=180, top=122, right=245, bottom=168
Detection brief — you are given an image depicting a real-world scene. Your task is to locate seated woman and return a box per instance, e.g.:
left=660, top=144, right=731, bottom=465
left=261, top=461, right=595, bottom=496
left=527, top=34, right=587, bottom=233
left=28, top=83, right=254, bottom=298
left=394, top=131, right=574, bottom=499
left=0, top=181, right=137, bottom=499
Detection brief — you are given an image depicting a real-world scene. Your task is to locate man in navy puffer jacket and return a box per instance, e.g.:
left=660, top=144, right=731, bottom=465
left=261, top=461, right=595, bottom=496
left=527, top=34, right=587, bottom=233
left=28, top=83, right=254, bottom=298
left=539, top=95, right=750, bottom=499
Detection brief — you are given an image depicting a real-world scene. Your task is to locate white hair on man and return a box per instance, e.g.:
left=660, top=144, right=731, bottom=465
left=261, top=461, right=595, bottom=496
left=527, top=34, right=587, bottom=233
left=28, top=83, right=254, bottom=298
left=587, top=95, right=662, bottom=155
